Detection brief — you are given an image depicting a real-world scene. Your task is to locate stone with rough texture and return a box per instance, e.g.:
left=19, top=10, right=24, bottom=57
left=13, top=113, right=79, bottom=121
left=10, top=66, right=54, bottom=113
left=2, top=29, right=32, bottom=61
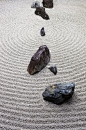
left=27, top=45, right=50, bottom=75
left=42, top=0, right=53, bottom=8
left=35, top=7, right=49, bottom=20
left=48, top=65, right=57, bottom=75
left=31, top=1, right=40, bottom=8
left=40, top=27, right=45, bottom=36
left=42, top=82, right=75, bottom=104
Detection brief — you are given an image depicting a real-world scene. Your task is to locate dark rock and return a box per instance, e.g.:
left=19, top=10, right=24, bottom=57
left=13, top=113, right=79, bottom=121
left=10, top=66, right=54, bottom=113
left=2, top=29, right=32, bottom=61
left=42, top=0, right=53, bottom=8
left=48, top=65, right=57, bottom=75
left=35, top=7, right=49, bottom=20
left=31, top=1, right=40, bottom=8
left=42, top=82, right=75, bottom=104
left=40, top=27, right=45, bottom=36
left=27, top=45, right=50, bottom=75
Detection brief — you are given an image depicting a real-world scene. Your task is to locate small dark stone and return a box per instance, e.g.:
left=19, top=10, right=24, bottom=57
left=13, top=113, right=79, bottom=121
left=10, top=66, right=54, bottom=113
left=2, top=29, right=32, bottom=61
left=42, top=0, right=53, bottom=8
left=42, top=82, right=75, bottom=104
left=35, top=7, right=49, bottom=20
left=40, top=27, right=45, bottom=36
left=48, top=65, right=57, bottom=75
left=27, top=45, right=50, bottom=75
left=31, top=1, right=40, bottom=8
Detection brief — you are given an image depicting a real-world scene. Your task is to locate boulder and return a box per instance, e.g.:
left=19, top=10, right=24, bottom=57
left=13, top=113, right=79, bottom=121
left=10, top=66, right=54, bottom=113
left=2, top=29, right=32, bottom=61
left=27, top=45, right=50, bottom=75
left=35, top=7, right=49, bottom=20
left=42, top=82, right=75, bottom=104
left=42, top=0, right=53, bottom=8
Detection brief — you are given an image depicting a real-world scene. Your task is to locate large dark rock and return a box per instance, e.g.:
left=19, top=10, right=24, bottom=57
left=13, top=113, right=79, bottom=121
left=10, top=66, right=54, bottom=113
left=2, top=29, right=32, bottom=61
left=35, top=7, right=49, bottom=20
left=40, top=27, right=45, bottom=36
left=27, top=45, right=50, bottom=75
left=42, top=82, right=75, bottom=104
left=42, top=0, right=53, bottom=8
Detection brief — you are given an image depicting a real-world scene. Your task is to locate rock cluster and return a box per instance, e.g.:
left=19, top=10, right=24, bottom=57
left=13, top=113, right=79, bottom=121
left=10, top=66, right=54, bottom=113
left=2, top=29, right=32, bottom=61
left=29, top=1, right=75, bottom=105
left=42, top=82, right=75, bottom=104
left=27, top=45, right=50, bottom=75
